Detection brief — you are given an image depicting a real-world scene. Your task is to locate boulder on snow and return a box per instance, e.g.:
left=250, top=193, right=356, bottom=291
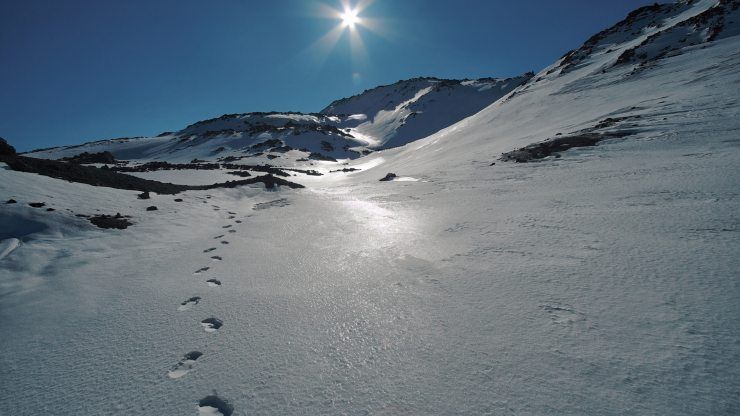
left=137, top=191, right=151, bottom=200
left=146, top=206, right=158, bottom=211
left=89, top=213, right=133, bottom=229
left=6, top=199, right=17, bottom=204
left=379, top=173, right=397, bottom=182
left=28, top=202, right=46, bottom=208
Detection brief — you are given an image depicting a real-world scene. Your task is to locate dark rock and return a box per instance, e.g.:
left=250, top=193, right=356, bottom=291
left=89, top=214, right=133, bottom=229
left=46, top=208, right=55, bottom=211
left=250, top=138, right=283, bottom=150
left=0, top=137, right=16, bottom=156
left=500, top=132, right=631, bottom=163
left=174, top=198, right=183, bottom=202
left=146, top=206, right=158, bottom=211
left=0, top=154, right=304, bottom=192
left=5, top=199, right=16, bottom=204
left=308, top=152, right=338, bottom=162
left=379, top=173, right=397, bottom=182
left=29, top=202, right=46, bottom=208
left=137, top=191, right=151, bottom=200
left=112, top=161, right=220, bottom=172
left=255, top=174, right=304, bottom=189
left=227, top=171, right=252, bottom=178
left=60, top=151, right=116, bottom=164
left=1, top=155, right=190, bottom=194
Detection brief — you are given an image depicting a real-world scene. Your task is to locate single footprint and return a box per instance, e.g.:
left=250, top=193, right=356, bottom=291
left=168, top=351, right=203, bottom=379
left=198, top=394, right=233, bottom=416
left=541, top=304, right=586, bottom=325
left=220, top=241, right=229, bottom=245
left=235, top=220, right=242, bottom=224
left=228, top=216, right=235, bottom=220
left=203, top=248, right=217, bottom=253
left=227, top=230, right=236, bottom=234
left=206, top=278, right=222, bottom=287
left=227, top=211, right=236, bottom=215
left=213, top=235, right=224, bottom=239
left=211, top=256, right=223, bottom=261
left=201, top=317, right=223, bottom=332
left=178, top=296, right=201, bottom=311
left=222, top=225, right=232, bottom=229
left=193, top=267, right=210, bottom=275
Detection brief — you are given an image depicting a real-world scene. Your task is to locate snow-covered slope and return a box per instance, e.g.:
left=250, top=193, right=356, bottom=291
left=350, top=0, right=740, bottom=179
left=2, top=1, right=740, bottom=415
left=321, top=75, right=531, bottom=149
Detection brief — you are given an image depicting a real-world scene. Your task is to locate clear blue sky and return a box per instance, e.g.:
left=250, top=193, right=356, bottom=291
left=1, top=0, right=658, bottom=152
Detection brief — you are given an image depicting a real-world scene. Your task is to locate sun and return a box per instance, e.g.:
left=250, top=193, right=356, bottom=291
left=340, top=8, right=360, bottom=29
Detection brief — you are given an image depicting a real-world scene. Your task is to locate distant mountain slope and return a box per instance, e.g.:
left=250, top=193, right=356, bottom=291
left=23, top=75, right=530, bottom=165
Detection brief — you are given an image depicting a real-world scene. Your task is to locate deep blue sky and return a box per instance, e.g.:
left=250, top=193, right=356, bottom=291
left=1, top=0, right=658, bottom=151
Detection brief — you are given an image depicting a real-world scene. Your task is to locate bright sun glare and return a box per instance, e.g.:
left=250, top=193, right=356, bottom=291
left=340, top=8, right=360, bottom=29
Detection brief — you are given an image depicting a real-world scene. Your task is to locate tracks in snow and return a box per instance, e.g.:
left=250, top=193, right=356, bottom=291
left=168, top=196, right=261, bottom=414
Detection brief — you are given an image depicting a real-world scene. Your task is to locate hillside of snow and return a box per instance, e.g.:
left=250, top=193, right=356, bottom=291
left=2, top=1, right=740, bottom=415
left=321, top=75, right=531, bottom=149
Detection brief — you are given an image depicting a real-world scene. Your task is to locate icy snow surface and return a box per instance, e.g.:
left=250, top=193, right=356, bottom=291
left=1, top=3, right=740, bottom=414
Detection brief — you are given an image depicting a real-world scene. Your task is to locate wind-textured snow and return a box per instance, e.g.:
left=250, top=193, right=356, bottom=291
left=2, top=1, right=740, bottom=414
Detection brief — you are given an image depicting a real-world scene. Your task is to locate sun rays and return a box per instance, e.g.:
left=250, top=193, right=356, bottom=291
left=300, top=0, right=385, bottom=79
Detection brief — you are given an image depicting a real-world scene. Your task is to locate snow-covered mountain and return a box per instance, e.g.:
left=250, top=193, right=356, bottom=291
left=321, top=75, right=532, bottom=149
left=2, top=1, right=739, bottom=415
left=23, top=76, right=530, bottom=165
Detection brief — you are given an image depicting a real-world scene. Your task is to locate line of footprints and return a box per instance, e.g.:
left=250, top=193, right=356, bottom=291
left=173, top=200, right=243, bottom=416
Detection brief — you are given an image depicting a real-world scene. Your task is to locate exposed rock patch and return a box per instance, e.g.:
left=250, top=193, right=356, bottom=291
left=501, top=132, right=631, bottom=163
left=88, top=214, right=133, bottom=229
left=60, top=151, right=116, bottom=164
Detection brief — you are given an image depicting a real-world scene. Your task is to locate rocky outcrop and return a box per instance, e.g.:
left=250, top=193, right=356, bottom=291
left=60, top=151, right=116, bottom=164
left=0, top=137, right=16, bottom=156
